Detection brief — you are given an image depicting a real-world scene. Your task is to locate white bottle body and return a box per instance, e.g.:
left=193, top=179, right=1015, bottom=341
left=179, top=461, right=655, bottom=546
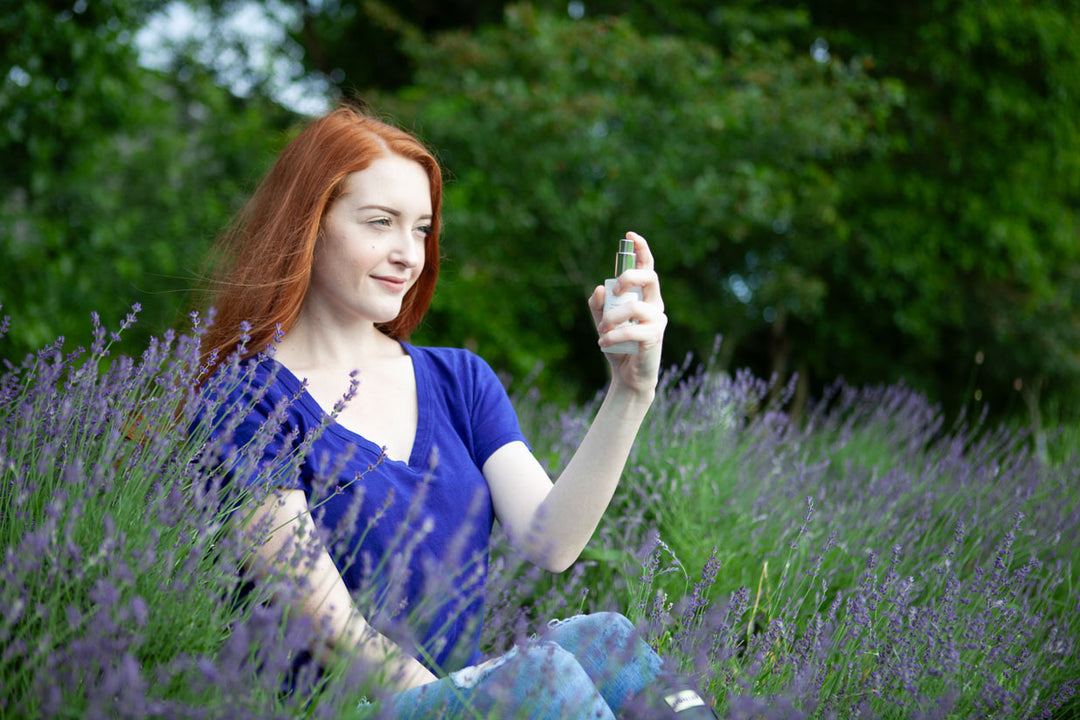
left=601, top=278, right=642, bottom=355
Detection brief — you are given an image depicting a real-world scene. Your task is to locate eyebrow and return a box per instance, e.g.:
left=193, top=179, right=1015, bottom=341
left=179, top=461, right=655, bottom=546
left=356, top=204, right=433, bottom=220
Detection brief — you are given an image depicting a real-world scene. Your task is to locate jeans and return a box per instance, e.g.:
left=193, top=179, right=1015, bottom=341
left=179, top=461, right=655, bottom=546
left=387, top=612, right=662, bottom=719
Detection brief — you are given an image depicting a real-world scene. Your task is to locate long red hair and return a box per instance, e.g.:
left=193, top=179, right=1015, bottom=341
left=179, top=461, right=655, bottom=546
left=198, top=106, right=442, bottom=375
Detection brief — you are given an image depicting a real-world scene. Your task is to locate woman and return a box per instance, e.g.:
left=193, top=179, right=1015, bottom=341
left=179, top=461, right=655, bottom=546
left=199, top=106, right=712, bottom=719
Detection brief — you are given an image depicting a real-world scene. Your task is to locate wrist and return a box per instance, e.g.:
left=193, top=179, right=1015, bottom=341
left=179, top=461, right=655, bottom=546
left=605, top=378, right=656, bottom=413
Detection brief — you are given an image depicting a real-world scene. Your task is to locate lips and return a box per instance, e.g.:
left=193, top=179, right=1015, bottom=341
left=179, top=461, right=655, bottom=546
left=372, top=275, right=409, bottom=292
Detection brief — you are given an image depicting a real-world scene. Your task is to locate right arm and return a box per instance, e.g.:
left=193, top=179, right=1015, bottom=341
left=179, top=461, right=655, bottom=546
left=242, top=488, right=437, bottom=691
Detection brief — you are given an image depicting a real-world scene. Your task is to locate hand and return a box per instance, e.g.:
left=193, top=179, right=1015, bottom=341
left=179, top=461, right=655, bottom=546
left=588, top=231, right=667, bottom=398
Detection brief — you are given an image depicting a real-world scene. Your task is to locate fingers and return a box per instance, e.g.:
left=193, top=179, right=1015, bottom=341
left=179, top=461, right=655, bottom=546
left=611, top=268, right=663, bottom=308
left=599, top=314, right=668, bottom=352
left=588, top=284, right=605, bottom=326
left=627, top=231, right=654, bottom=271
left=596, top=298, right=667, bottom=349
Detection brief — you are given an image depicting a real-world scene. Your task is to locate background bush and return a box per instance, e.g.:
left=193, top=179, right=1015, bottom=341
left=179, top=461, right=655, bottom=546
left=3, top=1, right=1079, bottom=428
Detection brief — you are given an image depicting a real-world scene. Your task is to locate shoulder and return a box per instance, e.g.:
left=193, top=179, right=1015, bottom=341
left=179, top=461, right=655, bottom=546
left=403, top=343, right=513, bottom=412
left=194, top=355, right=310, bottom=434
left=404, top=343, right=500, bottom=382
left=203, top=356, right=297, bottom=404
left=404, top=343, right=526, bottom=459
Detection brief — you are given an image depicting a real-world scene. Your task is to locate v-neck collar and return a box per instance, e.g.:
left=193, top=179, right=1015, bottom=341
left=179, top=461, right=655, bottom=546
left=266, top=341, right=432, bottom=471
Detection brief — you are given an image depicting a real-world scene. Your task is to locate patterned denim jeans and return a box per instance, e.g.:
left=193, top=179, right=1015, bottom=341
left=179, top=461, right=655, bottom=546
left=386, top=612, right=663, bottom=719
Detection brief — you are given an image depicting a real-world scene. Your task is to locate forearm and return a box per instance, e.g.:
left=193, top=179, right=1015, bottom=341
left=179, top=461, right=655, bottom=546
left=327, top=598, right=435, bottom=690
left=487, top=231, right=666, bottom=573
left=530, top=383, right=654, bottom=571
left=243, top=489, right=436, bottom=690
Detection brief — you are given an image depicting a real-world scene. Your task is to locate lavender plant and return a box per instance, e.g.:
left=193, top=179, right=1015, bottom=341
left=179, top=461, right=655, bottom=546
left=3, top=307, right=1077, bottom=719
left=0, top=307, right=382, bottom=718
left=495, top=349, right=1080, bottom=718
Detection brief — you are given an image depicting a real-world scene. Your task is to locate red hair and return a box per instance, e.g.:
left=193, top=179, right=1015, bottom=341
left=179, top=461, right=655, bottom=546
left=199, top=106, right=442, bottom=374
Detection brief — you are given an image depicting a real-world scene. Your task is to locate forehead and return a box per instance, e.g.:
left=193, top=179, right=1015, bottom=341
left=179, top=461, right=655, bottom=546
left=338, top=154, right=432, bottom=213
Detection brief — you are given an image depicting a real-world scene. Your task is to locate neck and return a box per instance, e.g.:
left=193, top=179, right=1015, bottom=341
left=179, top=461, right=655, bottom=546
left=275, top=309, right=402, bottom=374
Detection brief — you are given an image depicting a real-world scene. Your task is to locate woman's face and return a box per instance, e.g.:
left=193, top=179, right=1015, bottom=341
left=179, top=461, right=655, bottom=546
left=307, top=154, right=432, bottom=326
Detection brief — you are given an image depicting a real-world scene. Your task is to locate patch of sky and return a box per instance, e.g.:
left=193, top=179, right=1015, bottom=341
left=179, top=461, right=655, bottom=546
left=135, top=0, right=332, bottom=116
left=7, top=66, right=31, bottom=88
left=728, top=274, right=752, bottom=304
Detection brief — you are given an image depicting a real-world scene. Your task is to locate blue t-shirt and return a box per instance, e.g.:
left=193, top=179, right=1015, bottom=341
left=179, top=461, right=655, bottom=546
left=211, top=342, right=528, bottom=672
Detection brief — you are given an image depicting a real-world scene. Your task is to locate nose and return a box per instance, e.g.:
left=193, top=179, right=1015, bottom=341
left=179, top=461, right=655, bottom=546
left=390, top=228, right=424, bottom=269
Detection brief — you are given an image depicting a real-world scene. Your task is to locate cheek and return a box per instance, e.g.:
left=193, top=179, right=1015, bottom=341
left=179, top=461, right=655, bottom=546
left=310, top=241, right=351, bottom=286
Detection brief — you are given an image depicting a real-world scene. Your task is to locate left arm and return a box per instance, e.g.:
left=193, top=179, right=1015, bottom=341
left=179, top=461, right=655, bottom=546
left=484, top=232, right=667, bottom=572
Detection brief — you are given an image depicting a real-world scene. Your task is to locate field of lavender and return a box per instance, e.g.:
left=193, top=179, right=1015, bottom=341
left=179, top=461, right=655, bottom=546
left=1, top=310, right=1077, bottom=719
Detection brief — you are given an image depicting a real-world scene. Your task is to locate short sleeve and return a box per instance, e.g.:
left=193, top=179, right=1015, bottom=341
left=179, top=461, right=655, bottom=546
left=466, top=353, right=529, bottom=468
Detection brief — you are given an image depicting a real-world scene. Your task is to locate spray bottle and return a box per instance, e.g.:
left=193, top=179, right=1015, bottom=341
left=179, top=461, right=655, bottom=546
left=602, top=238, right=643, bottom=355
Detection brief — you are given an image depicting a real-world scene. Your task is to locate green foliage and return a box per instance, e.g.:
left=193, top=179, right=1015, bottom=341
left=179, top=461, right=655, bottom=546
left=1, top=0, right=297, bottom=360
left=275, top=0, right=508, bottom=92
left=373, top=4, right=898, bottom=397
left=5, top=0, right=1078, bottom=426
left=352, top=0, right=1080, bottom=420
left=762, top=0, right=1080, bottom=419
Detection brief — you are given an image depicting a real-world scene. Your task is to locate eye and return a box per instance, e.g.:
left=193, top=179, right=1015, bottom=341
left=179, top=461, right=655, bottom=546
left=367, top=217, right=392, bottom=228
left=415, top=224, right=433, bottom=238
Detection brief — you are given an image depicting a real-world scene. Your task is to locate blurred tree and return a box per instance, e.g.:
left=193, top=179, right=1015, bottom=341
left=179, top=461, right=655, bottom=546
left=759, top=0, right=1080, bottom=425
left=1, top=0, right=297, bottom=360
left=194, top=0, right=507, bottom=94
left=365, top=4, right=898, bottom=399
left=8, top=0, right=1075, bottom=428
left=509, top=0, right=1080, bottom=422
left=373, top=0, right=1079, bottom=422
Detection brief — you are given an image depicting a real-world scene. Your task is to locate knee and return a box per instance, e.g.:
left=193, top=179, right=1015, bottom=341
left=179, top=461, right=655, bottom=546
left=548, top=611, right=638, bottom=649
left=541, top=613, right=663, bottom=712
left=588, top=611, right=636, bottom=639
left=511, top=643, right=611, bottom=718
left=517, top=642, right=591, bottom=683
left=550, top=610, right=633, bottom=633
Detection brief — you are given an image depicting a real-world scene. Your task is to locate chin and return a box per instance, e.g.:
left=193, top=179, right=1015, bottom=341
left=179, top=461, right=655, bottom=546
left=369, top=305, right=405, bottom=325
